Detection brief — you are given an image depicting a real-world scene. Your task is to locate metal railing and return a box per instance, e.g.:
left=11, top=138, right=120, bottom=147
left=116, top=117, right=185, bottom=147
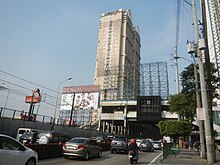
left=0, top=107, right=68, bottom=126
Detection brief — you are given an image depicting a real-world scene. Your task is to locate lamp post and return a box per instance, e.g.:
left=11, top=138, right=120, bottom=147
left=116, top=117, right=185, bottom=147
left=2, top=83, right=10, bottom=116
left=52, top=77, right=72, bottom=128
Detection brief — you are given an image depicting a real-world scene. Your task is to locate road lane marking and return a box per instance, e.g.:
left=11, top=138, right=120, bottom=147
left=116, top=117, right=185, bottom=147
left=148, top=152, right=163, bottom=165
left=104, top=156, right=117, bottom=162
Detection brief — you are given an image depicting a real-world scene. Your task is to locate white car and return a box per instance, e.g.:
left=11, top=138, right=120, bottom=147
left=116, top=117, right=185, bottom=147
left=0, top=134, right=38, bottom=165
left=152, top=141, right=162, bottom=150
left=136, top=139, right=142, bottom=147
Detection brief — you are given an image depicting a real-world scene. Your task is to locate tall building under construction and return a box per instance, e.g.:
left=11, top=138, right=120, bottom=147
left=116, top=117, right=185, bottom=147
left=93, top=9, right=141, bottom=101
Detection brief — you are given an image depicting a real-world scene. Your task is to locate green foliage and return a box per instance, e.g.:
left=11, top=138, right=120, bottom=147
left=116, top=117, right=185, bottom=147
left=158, top=120, right=192, bottom=142
left=180, top=63, right=219, bottom=99
left=168, top=93, right=196, bottom=121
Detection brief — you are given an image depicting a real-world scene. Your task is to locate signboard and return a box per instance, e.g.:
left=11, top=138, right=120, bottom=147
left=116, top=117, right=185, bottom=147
left=196, top=108, right=205, bottom=120
left=59, top=85, right=100, bottom=125
left=137, top=96, right=162, bottom=122
left=25, top=89, right=41, bottom=103
left=25, top=96, right=41, bottom=103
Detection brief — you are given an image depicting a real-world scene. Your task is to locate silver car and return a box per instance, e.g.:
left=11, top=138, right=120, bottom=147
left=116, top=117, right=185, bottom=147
left=152, top=141, right=162, bottom=150
left=0, top=134, right=38, bottom=165
left=63, top=137, right=102, bottom=160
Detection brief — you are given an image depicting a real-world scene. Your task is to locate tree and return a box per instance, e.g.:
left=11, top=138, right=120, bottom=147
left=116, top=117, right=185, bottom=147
left=168, top=93, right=196, bottom=122
left=180, top=63, right=219, bottom=99
left=158, top=120, right=192, bottom=144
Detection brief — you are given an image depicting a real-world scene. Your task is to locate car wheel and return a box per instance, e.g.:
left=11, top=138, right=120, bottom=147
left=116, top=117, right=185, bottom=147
left=84, top=152, right=90, bottom=160
left=64, top=155, right=69, bottom=159
left=25, top=158, right=36, bottom=165
left=98, top=150, right=102, bottom=157
left=111, top=150, right=114, bottom=153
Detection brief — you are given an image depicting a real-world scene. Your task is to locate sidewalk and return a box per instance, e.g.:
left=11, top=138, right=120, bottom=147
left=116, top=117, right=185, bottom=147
left=159, top=148, right=220, bottom=165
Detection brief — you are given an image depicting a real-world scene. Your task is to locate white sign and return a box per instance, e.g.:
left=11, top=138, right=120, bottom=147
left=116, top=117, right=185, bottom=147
left=196, top=108, right=205, bottom=120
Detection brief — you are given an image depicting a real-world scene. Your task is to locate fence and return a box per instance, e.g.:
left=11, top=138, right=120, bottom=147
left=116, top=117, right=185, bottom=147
left=0, top=107, right=74, bottom=127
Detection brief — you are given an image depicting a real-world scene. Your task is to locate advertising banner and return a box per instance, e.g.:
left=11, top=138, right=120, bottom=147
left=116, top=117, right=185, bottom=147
left=59, top=85, right=100, bottom=125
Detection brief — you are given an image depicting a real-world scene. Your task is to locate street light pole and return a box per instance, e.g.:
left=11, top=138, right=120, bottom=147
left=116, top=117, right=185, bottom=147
left=2, top=83, right=10, bottom=116
left=52, top=77, right=72, bottom=129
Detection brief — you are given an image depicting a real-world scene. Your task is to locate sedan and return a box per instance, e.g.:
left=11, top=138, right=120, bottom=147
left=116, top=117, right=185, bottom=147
left=63, top=137, right=102, bottom=160
left=139, top=140, right=154, bottom=152
left=152, top=141, right=162, bottom=150
left=0, top=134, right=38, bottom=165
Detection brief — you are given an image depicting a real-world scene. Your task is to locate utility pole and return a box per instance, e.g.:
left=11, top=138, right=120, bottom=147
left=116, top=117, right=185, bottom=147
left=191, top=0, right=214, bottom=164
left=201, top=0, right=216, bottom=161
left=173, top=47, right=181, bottom=121
left=193, top=63, right=206, bottom=158
left=174, top=47, right=180, bottom=94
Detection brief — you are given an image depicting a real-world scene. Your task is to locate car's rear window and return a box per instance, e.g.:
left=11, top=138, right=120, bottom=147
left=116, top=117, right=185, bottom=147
left=153, top=141, right=161, bottom=144
left=18, top=130, right=26, bottom=134
left=113, top=137, right=126, bottom=141
left=37, top=132, right=50, bottom=138
left=69, top=138, right=87, bottom=143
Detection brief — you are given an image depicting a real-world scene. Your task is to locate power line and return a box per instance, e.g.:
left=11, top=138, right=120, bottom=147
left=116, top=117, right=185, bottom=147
left=0, top=69, right=58, bottom=93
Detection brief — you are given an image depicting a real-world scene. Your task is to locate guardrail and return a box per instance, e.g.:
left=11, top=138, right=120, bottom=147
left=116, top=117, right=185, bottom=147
left=25, top=142, right=111, bottom=159
left=0, top=107, right=70, bottom=127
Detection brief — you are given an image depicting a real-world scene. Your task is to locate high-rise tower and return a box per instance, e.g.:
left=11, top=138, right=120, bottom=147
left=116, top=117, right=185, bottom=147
left=94, top=9, right=141, bottom=101
left=205, top=0, right=220, bottom=81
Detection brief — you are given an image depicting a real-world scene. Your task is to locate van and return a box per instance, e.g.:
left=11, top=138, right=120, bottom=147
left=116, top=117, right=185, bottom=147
left=16, top=128, right=40, bottom=141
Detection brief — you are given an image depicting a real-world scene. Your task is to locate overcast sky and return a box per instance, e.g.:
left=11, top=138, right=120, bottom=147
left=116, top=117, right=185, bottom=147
left=0, top=0, right=197, bottom=117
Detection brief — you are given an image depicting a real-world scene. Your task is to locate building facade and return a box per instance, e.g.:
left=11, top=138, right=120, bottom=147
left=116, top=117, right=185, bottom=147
left=93, top=9, right=141, bottom=101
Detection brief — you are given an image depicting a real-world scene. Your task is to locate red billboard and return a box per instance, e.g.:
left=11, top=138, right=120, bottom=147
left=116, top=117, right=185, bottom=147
left=25, top=88, right=41, bottom=103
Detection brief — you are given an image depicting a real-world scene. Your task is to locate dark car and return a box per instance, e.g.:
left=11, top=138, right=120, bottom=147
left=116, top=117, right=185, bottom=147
left=111, top=136, right=128, bottom=153
left=139, top=140, right=154, bottom=152
left=19, top=132, right=39, bottom=144
left=36, top=130, right=70, bottom=144
left=63, top=137, right=102, bottom=160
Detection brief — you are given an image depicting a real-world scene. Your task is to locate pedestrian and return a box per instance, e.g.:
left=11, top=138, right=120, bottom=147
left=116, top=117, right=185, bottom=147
left=20, top=110, right=25, bottom=120
left=195, top=141, right=200, bottom=151
left=185, top=140, right=189, bottom=149
left=189, top=140, right=194, bottom=150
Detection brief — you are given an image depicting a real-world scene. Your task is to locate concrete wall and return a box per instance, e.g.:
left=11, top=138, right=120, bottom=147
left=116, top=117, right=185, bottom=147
left=0, top=118, right=111, bottom=139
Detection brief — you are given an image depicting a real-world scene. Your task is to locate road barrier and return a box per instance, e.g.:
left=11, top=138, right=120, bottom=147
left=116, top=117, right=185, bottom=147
left=26, top=144, right=63, bottom=159
left=26, top=142, right=111, bottom=159
left=162, top=143, right=173, bottom=159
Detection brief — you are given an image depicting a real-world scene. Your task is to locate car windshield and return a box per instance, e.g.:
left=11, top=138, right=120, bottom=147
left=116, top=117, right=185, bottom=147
left=69, top=138, right=87, bottom=143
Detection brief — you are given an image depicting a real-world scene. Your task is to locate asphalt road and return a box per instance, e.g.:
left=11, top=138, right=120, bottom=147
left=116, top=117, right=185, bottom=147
left=38, top=150, right=163, bottom=165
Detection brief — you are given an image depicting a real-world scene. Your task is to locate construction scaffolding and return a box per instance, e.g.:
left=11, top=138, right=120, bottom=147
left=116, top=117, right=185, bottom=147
left=140, top=62, right=169, bottom=100
left=103, top=64, right=140, bottom=100
left=102, top=62, right=169, bottom=101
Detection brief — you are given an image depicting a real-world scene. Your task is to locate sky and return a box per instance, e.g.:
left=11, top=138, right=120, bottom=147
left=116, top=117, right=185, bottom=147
left=0, top=0, right=198, bottom=117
